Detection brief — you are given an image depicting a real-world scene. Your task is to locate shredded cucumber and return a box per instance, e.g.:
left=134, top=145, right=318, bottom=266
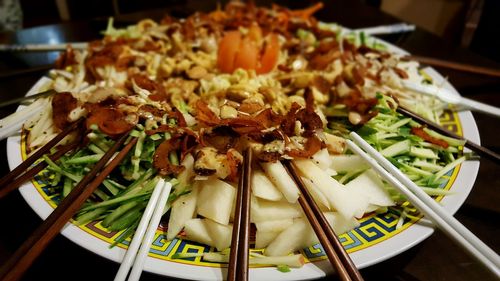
left=380, top=140, right=410, bottom=157
left=35, top=126, right=184, bottom=241
left=348, top=94, right=465, bottom=206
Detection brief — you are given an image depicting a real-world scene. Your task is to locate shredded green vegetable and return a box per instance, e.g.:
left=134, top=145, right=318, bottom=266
left=327, top=93, right=464, bottom=218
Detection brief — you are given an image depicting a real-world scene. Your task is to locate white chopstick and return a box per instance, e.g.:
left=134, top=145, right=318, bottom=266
left=354, top=23, right=415, bottom=36
left=402, top=80, right=500, bottom=118
left=127, top=180, right=172, bottom=281
left=347, top=132, right=500, bottom=278
left=114, top=178, right=172, bottom=281
left=0, top=42, right=88, bottom=52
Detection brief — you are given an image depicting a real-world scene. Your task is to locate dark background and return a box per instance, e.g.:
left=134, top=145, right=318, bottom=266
left=16, top=0, right=500, bottom=63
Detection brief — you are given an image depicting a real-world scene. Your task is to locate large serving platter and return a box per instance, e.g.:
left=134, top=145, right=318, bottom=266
left=7, top=31, right=480, bottom=280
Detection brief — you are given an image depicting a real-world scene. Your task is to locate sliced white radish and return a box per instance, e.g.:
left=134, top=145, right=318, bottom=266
left=204, top=219, right=233, bottom=251
left=259, top=161, right=299, bottom=203
left=345, top=169, right=394, bottom=207
left=264, top=218, right=308, bottom=256
left=250, top=196, right=302, bottom=223
left=349, top=194, right=371, bottom=219
left=324, top=167, right=338, bottom=177
left=255, top=230, right=281, bottom=249
left=266, top=212, right=359, bottom=256
left=365, top=204, right=383, bottom=213
left=300, top=176, right=330, bottom=211
left=251, top=168, right=283, bottom=201
left=183, top=218, right=214, bottom=247
left=197, top=177, right=236, bottom=225
left=254, top=218, right=294, bottom=232
left=301, top=212, right=359, bottom=247
left=325, top=212, right=360, bottom=235
left=166, top=183, right=199, bottom=240
left=311, top=148, right=334, bottom=172
left=176, top=154, right=195, bottom=188
left=294, top=159, right=361, bottom=219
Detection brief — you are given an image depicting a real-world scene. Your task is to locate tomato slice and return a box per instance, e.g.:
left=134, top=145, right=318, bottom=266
left=217, top=26, right=280, bottom=74
left=233, top=37, right=259, bottom=71
left=217, top=31, right=241, bottom=73
left=257, top=33, right=279, bottom=74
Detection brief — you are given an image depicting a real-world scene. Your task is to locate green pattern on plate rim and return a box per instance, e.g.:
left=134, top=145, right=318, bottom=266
left=22, top=110, right=463, bottom=267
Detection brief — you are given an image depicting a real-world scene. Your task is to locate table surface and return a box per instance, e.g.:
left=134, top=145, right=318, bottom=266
left=0, top=1, right=499, bottom=281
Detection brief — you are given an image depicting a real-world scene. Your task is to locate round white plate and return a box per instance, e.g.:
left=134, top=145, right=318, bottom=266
left=7, top=37, right=480, bottom=280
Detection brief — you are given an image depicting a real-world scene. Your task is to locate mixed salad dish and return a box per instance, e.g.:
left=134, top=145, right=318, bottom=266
left=5, top=1, right=468, bottom=272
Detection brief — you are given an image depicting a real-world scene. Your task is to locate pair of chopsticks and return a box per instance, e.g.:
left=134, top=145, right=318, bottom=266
left=227, top=148, right=363, bottom=281
left=114, top=178, right=172, bottom=281
left=228, top=148, right=363, bottom=281
left=0, top=132, right=137, bottom=281
left=396, top=106, right=500, bottom=164
left=0, top=118, right=83, bottom=199
left=347, top=132, right=500, bottom=278
left=228, top=148, right=253, bottom=281
left=283, top=161, right=364, bottom=281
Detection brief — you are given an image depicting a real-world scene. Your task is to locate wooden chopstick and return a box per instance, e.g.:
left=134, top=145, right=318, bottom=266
left=0, top=118, right=84, bottom=194
left=406, top=55, right=500, bottom=78
left=282, top=160, right=364, bottom=281
left=0, top=134, right=137, bottom=281
left=396, top=106, right=500, bottom=165
left=0, top=89, right=56, bottom=109
left=347, top=133, right=500, bottom=278
left=0, top=141, right=79, bottom=198
left=0, top=65, right=52, bottom=80
left=227, top=148, right=252, bottom=281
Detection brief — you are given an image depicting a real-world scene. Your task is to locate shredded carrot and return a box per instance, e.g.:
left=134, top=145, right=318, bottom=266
left=290, top=2, right=324, bottom=20
left=411, top=126, right=449, bottom=148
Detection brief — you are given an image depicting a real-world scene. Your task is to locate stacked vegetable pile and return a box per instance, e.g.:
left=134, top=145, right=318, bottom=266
left=22, top=2, right=464, bottom=269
